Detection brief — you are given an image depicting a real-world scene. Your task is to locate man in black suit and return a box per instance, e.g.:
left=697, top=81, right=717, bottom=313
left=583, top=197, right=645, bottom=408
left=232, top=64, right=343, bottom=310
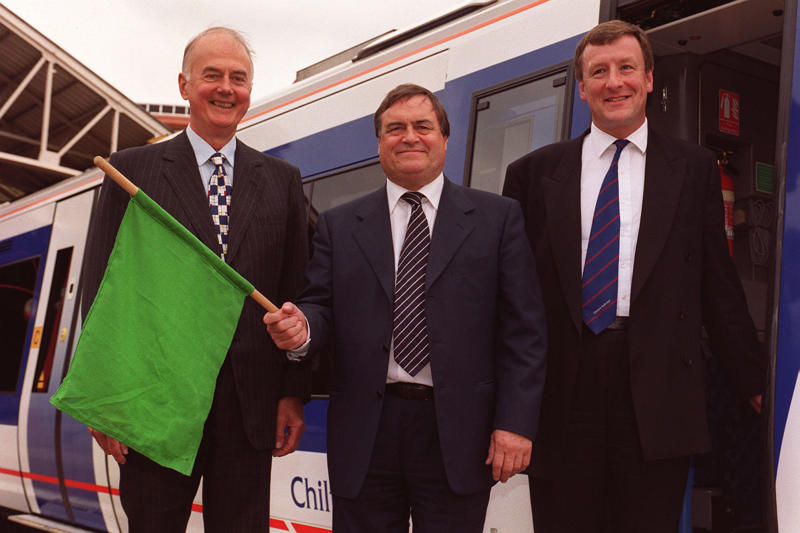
left=264, top=84, right=547, bottom=532
left=81, top=27, right=309, bottom=532
left=503, top=20, right=763, bottom=533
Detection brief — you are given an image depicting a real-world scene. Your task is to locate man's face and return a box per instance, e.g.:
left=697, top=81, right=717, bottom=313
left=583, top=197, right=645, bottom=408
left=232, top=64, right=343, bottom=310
left=178, top=32, right=252, bottom=147
left=377, top=95, right=448, bottom=191
left=578, top=34, right=653, bottom=139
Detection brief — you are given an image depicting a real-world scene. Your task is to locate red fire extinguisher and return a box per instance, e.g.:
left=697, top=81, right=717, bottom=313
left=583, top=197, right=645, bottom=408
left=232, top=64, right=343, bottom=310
left=719, top=161, right=735, bottom=257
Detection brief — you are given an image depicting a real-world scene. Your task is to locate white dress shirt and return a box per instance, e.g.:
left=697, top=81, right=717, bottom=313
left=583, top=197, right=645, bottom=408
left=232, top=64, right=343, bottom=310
left=385, top=174, right=444, bottom=386
left=186, top=125, right=236, bottom=191
left=580, top=121, right=648, bottom=317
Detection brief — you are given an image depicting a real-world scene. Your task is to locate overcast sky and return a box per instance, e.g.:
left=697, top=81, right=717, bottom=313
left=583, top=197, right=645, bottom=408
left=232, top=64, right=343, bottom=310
left=3, top=0, right=467, bottom=106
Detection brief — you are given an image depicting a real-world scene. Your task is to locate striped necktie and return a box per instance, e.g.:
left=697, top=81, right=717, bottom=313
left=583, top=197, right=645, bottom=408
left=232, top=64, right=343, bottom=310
left=208, top=153, right=232, bottom=260
left=582, top=139, right=629, bottom=334
left=392, top=192, right=431, bottom=376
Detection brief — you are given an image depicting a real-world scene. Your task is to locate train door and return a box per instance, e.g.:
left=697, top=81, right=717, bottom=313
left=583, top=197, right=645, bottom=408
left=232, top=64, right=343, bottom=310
left=0, top=207, right=52, bottom=515
left=624, top=0, right=787, bottom=531
left=15, top=188, right=116, bottom=531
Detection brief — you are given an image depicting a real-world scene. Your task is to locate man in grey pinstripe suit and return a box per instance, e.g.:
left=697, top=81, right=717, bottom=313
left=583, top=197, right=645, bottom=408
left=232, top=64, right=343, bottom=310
left=81, top=27, right=309, bottom=532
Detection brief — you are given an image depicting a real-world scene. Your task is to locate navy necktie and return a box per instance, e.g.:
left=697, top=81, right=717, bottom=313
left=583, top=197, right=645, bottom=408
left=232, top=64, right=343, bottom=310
left=392, top=192, right=431, bottom=376
left=582, top=139, right=629, bottom=334
left=208, top=153, right=231, bottom=260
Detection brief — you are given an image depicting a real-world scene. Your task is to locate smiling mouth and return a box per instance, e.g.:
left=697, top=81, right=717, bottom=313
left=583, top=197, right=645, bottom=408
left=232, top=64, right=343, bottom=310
left=212, top=101, right=235, bottom=109
left=606, top=96, right=630, bottom=103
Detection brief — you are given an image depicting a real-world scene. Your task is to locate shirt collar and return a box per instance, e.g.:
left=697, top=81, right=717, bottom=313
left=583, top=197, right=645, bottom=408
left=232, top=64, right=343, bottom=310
left=386, top=173, right=444, bottom=213
left=586, top=118, right=648, bottom=159
left=185, top=125, right=237, bottom=167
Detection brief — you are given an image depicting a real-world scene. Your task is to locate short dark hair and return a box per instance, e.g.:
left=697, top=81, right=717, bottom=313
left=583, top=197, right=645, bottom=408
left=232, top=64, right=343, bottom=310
left=574, top=20, right=654, bottom=81
left=373, top=84, right=450, bottom=138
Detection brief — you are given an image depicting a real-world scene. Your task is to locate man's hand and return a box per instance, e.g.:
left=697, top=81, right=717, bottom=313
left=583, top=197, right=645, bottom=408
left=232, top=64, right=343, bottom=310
left=263, top=302, right=308, bottom=350
left=485, top=429, right=532, bottom=483
left=273, top=397, right=305, bottom=457
left=750, top=394, right=762, bottom=414
left=88, top=428, right=128, bottom=464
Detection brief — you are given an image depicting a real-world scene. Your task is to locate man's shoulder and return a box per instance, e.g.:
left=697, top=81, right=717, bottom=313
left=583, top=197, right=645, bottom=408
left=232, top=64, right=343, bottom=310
left=320, top=186, right=386, bottom=222
left=508, top=136, right=582, bottom=173
left=648, top=128, right=715, bottom=163
left=445, top=179, right=514, bottom=209
left=111, top=134, right=175, bottom=162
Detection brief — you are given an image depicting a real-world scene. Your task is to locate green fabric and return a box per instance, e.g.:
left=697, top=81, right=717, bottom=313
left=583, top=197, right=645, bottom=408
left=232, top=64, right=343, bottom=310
left=51, top=190, right=253, bottom=475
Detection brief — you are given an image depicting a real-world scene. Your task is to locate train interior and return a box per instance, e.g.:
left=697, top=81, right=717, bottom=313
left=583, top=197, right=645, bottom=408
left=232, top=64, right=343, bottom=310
left=622, top=0, right=785, bottom=531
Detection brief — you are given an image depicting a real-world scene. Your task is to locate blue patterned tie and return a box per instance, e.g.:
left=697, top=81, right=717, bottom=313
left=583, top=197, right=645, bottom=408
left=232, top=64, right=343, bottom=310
left=208, top=153, right=231, bottom=260
left=392, top=192, right=431, bottom=376
left=582, top=139, right=629, bottom=334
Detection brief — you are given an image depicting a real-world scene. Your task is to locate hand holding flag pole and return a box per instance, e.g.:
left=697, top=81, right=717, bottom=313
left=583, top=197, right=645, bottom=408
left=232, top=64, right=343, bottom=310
left=92, top=155, right=279, bottom=312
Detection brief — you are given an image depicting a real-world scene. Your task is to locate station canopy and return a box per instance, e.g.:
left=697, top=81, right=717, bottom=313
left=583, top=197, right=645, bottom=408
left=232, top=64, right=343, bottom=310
left=0, top=4, right=170, bottom=204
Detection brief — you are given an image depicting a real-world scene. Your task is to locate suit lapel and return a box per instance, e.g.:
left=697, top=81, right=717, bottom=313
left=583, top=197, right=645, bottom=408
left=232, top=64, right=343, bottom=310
left=544, top=136, right=585, bottom=335
left=226, top=141, right=264, bottom=264
left=162, top=133, right=221, bottom=254
left=352, top=188, right=395, bottom=303
left=427, top=179, right=474, bottom=289
left=630, top=129, right=685, bottom=303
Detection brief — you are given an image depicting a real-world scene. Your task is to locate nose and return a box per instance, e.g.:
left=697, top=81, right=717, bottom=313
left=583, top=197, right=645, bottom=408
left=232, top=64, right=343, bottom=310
left=217, top=75, right=234, bottom=94
left=607, top=67, right=623, bottom=87
left=400, top=127, right=419, bottom=143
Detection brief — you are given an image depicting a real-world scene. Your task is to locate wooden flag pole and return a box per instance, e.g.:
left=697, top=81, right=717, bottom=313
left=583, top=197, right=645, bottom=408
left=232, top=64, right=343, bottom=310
left=93, top=156, right=279, bottom=313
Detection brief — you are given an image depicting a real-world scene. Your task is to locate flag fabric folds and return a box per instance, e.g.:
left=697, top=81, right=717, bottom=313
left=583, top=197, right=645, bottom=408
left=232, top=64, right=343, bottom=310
left=51, top=189, right=253, bottom=475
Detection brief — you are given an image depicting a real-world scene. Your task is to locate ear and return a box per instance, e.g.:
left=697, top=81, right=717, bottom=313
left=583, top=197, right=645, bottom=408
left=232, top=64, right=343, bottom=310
left=178, top=72, right=189, bottom=100
left=578, top=80, right=588, bottom=102
left=645, top=70, right=654, bottom=93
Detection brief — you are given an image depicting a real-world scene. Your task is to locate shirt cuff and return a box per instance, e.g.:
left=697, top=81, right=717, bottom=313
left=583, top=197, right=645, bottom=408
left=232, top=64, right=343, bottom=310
left=285, top=318, right=311, bottom=362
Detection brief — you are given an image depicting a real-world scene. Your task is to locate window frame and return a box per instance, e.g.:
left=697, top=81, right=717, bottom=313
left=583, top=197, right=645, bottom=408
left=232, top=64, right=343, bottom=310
left=463, top=60, right=575, bottom=191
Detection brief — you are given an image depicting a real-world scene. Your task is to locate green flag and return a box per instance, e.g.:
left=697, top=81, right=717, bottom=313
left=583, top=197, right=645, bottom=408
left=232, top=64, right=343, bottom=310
left=51, top=189, right=253, bottom=475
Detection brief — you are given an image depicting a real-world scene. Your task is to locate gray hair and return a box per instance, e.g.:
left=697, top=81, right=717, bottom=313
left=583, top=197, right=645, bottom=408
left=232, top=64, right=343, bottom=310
left=181, top=27, right=254, bottom=79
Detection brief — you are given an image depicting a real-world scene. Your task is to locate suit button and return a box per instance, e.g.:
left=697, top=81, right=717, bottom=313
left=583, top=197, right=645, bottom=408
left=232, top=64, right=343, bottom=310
left=679, top=312, right=685, bottom=320
left=685, top=358, right=693, bottom=366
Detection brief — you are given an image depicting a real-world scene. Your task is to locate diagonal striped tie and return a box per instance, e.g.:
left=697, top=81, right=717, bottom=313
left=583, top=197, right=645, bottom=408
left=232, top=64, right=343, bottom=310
left=392, top=192, right=431, bottom=376
left=208, top=153, right=232, bottom=260
left=582, top=139, right=629, bottom=334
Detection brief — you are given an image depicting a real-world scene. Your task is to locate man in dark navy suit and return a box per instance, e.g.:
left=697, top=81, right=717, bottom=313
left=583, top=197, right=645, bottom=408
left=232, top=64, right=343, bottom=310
left=265, top=84, right=547, bottom=532
left=504, top=20, right=763, bottom=533
left=82, top=27, right=309, bottom=532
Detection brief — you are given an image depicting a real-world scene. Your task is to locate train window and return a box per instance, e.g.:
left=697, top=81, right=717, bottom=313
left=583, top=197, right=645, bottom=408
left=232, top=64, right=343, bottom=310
left=302, top=162, right=385, bottom=397
left=32, top=247, right=73, bottom=393
left=0, top=256, right=40, bottom=393
left=467, top=68, right=571, bottom=194
left=303, top=162, right=385, bottom=233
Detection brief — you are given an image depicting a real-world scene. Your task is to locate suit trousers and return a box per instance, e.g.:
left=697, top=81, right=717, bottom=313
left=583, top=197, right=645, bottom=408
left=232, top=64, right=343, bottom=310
left=119, top=358, right=271, bottom=533
left=531, top=327, right=689, bottom=533
left=332, top=393, right=490, bottom=533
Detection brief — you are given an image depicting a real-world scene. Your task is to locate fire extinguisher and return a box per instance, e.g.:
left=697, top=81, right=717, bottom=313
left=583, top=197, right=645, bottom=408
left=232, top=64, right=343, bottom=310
left=719, top=159, right=735, bottom=257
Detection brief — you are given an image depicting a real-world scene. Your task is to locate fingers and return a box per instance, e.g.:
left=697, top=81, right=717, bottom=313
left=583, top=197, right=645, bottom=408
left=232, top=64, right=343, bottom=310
left=88, top=428, right=128, bottom=464
left=273, top=397, right=306, bottom=458
left=263, top=303, right=308, bottom=350
left=273, top=422, right=305, bottom=457
left=750, top=394, right=762, bottom=414
left=488, top=429, right=532, bottom=483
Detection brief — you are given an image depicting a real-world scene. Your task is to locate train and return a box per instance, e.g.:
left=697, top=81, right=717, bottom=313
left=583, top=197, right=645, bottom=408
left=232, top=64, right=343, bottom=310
left=2, top=0, right=799, bottom=531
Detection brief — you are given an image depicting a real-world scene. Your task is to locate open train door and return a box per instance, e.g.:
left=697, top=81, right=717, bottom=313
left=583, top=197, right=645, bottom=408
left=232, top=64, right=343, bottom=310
left=612, top=0, right=798, bottom=531
left=772, top=0, right=800, bottom=531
